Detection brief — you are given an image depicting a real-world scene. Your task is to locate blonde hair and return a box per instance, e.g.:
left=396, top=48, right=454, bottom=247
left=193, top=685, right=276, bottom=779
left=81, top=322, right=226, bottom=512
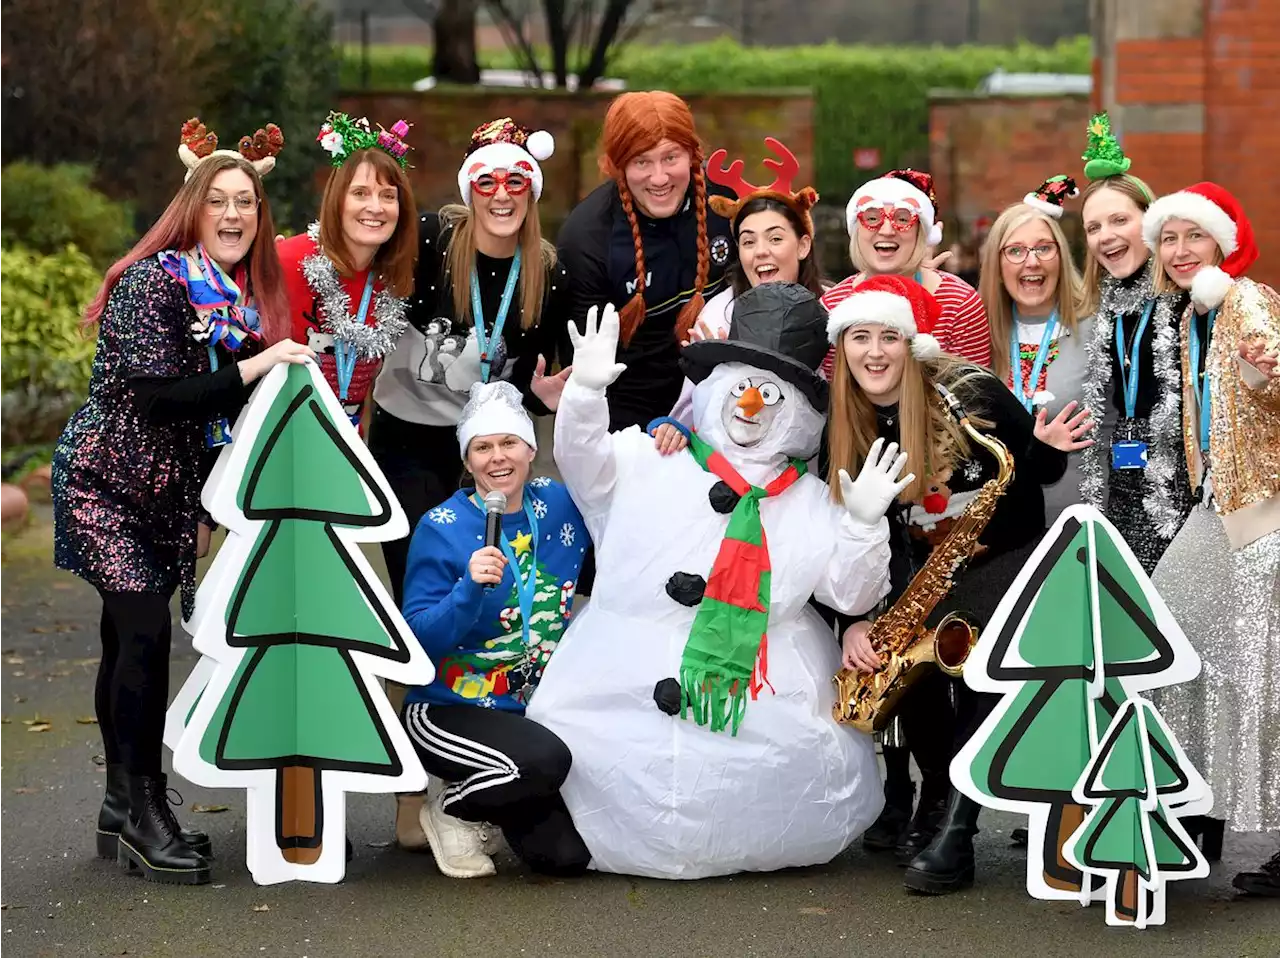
left=849, top=220, right=929, bottom=277
left=1079, top=175, right=1154, bottom=314
left=440, top=202, right=556, bottom=330
left=827, top=341, right=989, bottom=504
left=979, top=204, right=1085, bottom=381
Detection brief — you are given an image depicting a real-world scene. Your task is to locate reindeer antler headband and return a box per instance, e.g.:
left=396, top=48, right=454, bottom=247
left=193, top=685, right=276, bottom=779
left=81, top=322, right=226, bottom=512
left=706, top=137, right=819, bottom=236
left=178, top=117, right=285, bottom=181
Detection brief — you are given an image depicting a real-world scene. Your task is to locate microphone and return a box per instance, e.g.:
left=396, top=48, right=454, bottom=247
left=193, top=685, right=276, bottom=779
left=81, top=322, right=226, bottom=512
left=483, top=489, right=507, bottom=551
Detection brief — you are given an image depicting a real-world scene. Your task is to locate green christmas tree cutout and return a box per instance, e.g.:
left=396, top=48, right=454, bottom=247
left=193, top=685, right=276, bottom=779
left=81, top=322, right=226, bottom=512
left=168, top=361, right=432, bottom=886
left=1065, top=698, right=1209, bottom=928
left=953, top=505, right=1208, bottom=917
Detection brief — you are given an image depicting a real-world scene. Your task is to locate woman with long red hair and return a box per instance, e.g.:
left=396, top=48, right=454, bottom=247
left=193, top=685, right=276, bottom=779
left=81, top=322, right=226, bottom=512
left=557, top=91, right=735, bottom=431
left=51, top=119, right=313, bottom=887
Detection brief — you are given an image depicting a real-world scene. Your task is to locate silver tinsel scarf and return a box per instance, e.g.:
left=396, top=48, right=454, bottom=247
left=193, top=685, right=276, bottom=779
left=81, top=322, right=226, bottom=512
left=1077, top=261, right=1186, bottom=538
left=301, top=222, right=409, bottom=359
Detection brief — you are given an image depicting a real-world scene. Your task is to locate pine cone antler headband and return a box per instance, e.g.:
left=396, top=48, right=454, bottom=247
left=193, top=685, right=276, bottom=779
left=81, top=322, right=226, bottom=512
left=706, top=137, right=819, bottom=235
left=179, top=117, right=285, bottom=181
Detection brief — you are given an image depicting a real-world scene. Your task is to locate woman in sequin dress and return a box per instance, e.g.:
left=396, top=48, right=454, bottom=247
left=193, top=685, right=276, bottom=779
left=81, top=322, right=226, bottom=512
left=1144, top=183, right=1280, bottom=898
left=52, top=128, right=314, bottom=885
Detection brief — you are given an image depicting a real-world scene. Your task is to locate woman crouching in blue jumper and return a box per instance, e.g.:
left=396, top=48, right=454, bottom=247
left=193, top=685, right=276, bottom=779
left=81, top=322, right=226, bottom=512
left=400, top=380, right=590, bottom=879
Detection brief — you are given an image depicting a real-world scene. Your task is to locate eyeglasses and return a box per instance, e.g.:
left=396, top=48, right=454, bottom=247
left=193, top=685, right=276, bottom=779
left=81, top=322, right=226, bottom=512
left=471, top=171, right=530, bottom=197
left=1001, top=243, right=1059, bottom=264
left=856, top=207, right=919, bottom=233
left=205, top=194, right=260, bottom=216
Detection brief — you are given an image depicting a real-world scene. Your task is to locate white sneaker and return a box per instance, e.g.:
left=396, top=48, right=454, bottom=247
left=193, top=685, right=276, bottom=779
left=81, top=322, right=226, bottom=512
left=418, top=779, right=496, bottom=879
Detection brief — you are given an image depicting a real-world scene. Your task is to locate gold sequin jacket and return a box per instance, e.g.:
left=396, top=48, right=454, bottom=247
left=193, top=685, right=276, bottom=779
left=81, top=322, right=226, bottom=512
left=1179, top=277, right=1280, bottom=549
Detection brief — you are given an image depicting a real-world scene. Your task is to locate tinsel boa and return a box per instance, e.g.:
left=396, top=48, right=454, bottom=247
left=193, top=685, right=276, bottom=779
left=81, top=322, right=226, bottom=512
left=301, top=222, right=408, bottom=359
left=1078, top=260, right=1187, bottom=538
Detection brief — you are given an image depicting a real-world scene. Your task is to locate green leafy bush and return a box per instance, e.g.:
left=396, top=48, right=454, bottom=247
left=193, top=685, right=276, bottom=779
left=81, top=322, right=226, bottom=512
left=1, top=163, right=135, bottom=267
left=1, top=244, right=101, bottom=445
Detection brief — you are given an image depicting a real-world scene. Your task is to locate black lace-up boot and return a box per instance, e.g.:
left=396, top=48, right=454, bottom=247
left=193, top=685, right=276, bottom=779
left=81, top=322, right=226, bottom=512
left=116, top=774, right=210, bottom=884
left=97, top=764, right=212, bottom=859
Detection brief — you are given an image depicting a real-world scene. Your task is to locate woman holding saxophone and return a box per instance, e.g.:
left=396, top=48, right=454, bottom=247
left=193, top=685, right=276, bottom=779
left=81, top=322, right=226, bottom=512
left=823, top=275, right=1094, bottom=895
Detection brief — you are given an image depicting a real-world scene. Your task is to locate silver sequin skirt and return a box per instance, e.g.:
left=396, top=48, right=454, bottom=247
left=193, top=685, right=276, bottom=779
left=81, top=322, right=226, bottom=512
left=1153, top=507, right=1280, bottom=832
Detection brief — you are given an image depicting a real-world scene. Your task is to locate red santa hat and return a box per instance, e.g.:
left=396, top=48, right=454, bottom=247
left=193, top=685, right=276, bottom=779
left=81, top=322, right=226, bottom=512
left=1142, top=181, right=1259, bottom=310
left=826, top=274, right=944, bottom=360
left=456, top=117, right=555, bottom=205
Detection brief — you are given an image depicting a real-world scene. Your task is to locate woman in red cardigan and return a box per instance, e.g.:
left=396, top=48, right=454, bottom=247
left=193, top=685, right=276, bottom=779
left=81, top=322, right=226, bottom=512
left=279, top=112, right=418, bottom=431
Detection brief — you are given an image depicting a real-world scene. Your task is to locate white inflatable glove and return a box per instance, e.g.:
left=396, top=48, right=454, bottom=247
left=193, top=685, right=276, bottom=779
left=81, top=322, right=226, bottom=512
left=567, top=303, right=628, bottom=391
left=838, top=438, right=915, bottom=527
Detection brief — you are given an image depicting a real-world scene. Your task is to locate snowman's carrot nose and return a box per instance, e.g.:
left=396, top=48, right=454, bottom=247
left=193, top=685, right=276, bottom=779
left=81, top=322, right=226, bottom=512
left=736, top=387, right=765, bottom=417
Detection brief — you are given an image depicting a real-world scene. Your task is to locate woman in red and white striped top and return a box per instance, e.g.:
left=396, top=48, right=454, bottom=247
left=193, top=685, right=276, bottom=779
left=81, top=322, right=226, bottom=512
left=819, top=170, right=990, bottom=379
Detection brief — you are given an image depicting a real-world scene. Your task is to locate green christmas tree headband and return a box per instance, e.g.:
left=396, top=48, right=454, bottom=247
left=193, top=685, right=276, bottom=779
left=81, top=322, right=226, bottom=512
left=1081, top=112, right=1133, bottom=181
left=316, top=111, right=413, bottom=169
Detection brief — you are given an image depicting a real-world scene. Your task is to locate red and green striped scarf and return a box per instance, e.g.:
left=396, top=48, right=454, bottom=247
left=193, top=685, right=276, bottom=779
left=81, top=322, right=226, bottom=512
left=682, top=431, right=806, bottom=735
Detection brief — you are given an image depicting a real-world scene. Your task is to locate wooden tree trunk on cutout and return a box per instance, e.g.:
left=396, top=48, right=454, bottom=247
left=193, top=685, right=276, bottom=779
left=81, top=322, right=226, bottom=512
left=1115, top=867, right=1139, bottom=922
left=278, top=765, right=322, bottom=865
left=1043, top=802, right=1088, bottom=891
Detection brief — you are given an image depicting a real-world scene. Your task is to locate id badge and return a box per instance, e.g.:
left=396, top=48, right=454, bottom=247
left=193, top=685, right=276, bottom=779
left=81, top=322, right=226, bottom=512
left=205, top=417, right=233, bottom=449
left=1111, top=439, right=1148, bottom=470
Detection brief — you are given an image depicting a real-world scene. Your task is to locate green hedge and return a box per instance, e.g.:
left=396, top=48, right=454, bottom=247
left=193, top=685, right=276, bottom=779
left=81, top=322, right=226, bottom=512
left=341, top=37, right=1090, bottom=200
left=1, top=163, right=135, bottom=268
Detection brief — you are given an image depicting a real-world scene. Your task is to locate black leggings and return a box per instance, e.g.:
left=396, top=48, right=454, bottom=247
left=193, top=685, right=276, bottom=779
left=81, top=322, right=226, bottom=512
left=403, top=703, right=590, bottom=876
left=95, top=590, right=173, bottom=775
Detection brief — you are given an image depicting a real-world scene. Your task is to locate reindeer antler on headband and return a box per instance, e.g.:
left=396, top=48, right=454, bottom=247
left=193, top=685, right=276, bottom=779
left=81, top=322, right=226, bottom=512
left=177, top=116, right=286, bottom=181
left=705, top=137, right=819, bottom=235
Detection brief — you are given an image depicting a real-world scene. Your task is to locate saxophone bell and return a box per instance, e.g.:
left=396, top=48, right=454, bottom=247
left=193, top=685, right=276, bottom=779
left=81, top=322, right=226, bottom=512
left=932, top=612, right=979, bottom=676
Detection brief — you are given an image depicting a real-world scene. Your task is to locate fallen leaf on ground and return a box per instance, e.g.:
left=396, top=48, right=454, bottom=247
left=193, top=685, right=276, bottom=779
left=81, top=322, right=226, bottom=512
left=13, top=695, right=27, bottom=703
left=13, top=787, right=38, bottom=794
left=48, top=670, right=73, bottom=678
left=72, top=658, right=101, bottom=667
left=252, top=904, right=270, bottom=912
left=75, top=717, right=98, bottom=725
left=799, top=907, right=829, bottom=915
left=191, top=804, right=229, bottom=814
left=365, top=839, right=392, bottom=848
left=5, top=657, right=25, bottom=665
left=91, top=754, right=106, bottom=766
left=26, top=722, right=52, bottom=733
left=1, top=717, right=10, bottom=724
left=21, top=717, right=49, bottom=726
left=29, top=627, right=52, bottom=634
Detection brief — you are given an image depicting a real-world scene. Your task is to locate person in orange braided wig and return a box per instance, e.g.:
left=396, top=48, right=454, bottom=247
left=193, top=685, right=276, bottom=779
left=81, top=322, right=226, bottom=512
left=557, top=91, right=734, bottom=432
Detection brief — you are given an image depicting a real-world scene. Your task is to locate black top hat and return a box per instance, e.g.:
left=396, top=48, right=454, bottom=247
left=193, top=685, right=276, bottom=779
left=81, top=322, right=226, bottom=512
left=680, top=282, right=829, bottom=409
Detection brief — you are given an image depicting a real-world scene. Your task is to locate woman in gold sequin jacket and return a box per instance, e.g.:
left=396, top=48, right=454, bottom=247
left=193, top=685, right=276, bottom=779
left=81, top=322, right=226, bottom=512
left=1144, top=182, right=1280, bottom=899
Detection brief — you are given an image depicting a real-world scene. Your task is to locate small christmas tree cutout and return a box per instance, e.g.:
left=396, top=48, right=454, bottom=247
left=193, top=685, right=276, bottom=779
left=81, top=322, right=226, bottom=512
left=1064, top=698, right=1210, bottom=928
left=954, top=505, right=1205, bottom=905
left=169, top=361, right=433, bottom=886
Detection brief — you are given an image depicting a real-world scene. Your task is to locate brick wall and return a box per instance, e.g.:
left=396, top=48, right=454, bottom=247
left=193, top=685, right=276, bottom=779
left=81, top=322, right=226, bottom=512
left=928, top=93, right=1093, bottom=239
left=337, top=89, right=813, bottom=236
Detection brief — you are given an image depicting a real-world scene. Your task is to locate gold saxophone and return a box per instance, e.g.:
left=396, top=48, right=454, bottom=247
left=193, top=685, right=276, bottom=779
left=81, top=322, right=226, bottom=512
left=833, top=383, right=1014, bottom=734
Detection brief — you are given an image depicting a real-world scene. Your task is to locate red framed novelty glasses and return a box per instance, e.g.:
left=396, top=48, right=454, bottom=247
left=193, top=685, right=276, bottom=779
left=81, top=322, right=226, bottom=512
left=856, top=206, right=919, bottom=232
left=471, top=171, right=531, bottom=197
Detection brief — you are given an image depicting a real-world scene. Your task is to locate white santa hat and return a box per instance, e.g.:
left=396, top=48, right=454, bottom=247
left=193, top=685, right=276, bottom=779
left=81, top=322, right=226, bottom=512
left=456, top=117, right=555, bottom=206
left=845, top=169, right=943, bottom=247
left=456, top=381, right=538, bottom=457
left=826, top=274, right=944, bottom=361
left=1142, top=181, right=1259, bottom=311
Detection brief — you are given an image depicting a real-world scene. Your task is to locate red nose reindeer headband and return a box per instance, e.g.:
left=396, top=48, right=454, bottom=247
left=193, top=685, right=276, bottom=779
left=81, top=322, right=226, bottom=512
left=706, top=137, right=819, bottom=237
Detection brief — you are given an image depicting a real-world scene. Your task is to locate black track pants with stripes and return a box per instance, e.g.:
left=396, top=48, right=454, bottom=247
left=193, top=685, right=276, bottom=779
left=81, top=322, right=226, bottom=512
left=404, top=703, right=590, bottom=876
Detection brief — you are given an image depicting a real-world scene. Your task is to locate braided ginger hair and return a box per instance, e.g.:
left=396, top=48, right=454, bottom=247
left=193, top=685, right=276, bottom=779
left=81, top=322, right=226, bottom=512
left=599, top=92, right=709, bottom=345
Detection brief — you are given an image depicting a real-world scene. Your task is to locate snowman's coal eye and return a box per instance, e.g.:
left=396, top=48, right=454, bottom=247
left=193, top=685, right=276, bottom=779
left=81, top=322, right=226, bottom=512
left=759, top=382, right=782, bottom=405
left=730, top=380, right=749, bottom=397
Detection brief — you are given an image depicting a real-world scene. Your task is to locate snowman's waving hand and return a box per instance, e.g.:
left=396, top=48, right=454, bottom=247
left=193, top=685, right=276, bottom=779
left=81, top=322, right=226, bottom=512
left=567, top=303, right=628, bottom=390
left=838, top=438, right=915, bottom=527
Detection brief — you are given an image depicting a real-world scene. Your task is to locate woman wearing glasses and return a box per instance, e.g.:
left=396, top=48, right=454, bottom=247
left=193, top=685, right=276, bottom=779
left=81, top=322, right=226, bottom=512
left=51, top=119, right=313, bottom=885
left=820, top=170, right=991, bottom=375
left=977, top=176, right=1093, bottom=519
left=278, top=112, right=417, bottom=433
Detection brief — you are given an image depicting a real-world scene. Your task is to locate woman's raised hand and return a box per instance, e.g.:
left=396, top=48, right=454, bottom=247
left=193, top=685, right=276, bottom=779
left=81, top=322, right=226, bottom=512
left=1239, top=336, right=1279, bottom=380
left=652, top=423, right=689, bottom=456
left=238, top=339, right=316, bottom=385
left=681, top=318, right=729, bottom=347
left=530, top=354, right=572, bottom=411
left=1034, top=400, right=1096, bottom=452
left=468, top=546, right=507, bottom=586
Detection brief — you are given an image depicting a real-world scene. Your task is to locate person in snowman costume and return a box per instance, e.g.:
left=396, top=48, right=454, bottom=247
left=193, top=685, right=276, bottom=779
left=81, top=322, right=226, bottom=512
left=527, top=281, right=911, bottom=879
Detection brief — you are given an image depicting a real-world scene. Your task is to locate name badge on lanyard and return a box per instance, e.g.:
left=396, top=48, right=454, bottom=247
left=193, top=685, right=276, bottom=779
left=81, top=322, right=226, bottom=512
left=1111, top=301, right=1155, bottom=470
left=204, top=345, right=233, bottom=448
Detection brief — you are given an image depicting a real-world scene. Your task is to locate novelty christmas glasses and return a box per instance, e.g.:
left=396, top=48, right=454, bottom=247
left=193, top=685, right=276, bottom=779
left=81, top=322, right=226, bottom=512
left=856, top=206, right=919, bottom=232
left=470, top=170, right=531, bottom=197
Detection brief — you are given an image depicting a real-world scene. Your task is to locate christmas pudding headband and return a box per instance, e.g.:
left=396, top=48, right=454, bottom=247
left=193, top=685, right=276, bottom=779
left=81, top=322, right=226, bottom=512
left=456, top=117, right=555, bottom=205
left=706, top=137, right=819, bottom=236
left=179, top=117, right=284, bottom=181
left=846, top=169, right=943, bottom=246
left=317, top=111, right=413, bottom=169
left=1023, top=174, right=1080, bottom=220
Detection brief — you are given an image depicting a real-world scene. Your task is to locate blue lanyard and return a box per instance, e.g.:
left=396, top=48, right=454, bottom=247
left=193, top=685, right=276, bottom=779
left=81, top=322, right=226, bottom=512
left=472, top=491, right=539, bottom=645
left=1114, top=300, right=1156, bottom=419
left=334, top=273, right=376, bottom=401
left=207, top=344, right=219, bottom=373
left=471, top=248, right=522, bottom=383
left=1188, top=308, right=1217, bottom=453
left=1009, top=310, right=1058, bottom=413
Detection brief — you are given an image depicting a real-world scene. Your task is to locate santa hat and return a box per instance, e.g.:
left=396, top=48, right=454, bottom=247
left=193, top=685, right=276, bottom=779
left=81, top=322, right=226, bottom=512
left=826, top=274, right=944, bottom=360
left=457, top=117, right=555, bottom=205
left=456, top=381, right=538, bottom=457
left=1023, top=174, right=1079, bottom=219
left=846, top=169, right=943, bottom=247
left=178, top=117, right=283, bottom=181
left=1142, top=182, right=1259, bottom=311
left=706, top=136, right=820, bottom=236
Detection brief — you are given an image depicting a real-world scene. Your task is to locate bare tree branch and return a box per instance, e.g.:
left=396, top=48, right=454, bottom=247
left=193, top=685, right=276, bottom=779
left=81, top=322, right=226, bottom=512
left=484, top=0, right=544, bottom=83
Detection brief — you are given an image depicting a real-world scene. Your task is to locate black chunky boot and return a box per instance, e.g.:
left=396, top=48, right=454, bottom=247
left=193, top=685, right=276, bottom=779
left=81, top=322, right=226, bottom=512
left=863, top=757, right=915, bottom=852
left=116, top=774, right=210, bottom=885
left=895, top=772, right=949, bottom=865
left=1232, top=847, right=1280, bottom=898
left=903, top=789, right=981, bottom=895
left=97, top=764, right=212, bottom=860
